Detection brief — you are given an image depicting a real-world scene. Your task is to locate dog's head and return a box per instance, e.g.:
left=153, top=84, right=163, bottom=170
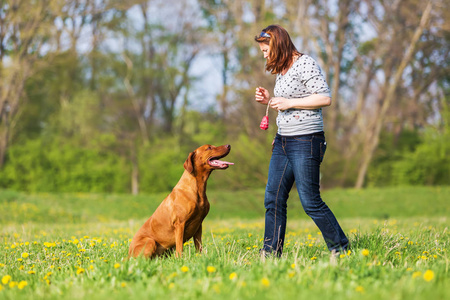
left=184, top=144, right=233, bottom=175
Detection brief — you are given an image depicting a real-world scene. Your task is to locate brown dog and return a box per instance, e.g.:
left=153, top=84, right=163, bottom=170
left=128, top=144, right=233, bottom=258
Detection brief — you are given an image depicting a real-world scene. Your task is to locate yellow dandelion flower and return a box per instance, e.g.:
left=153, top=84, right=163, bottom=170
left=181, top=266, right=189, bottom=272
left=17, top=258, right=23, bottom=262
left=27, top=270, right=36, bottom=275
left=76, top=267, right=85, bottom=275
left=229, top=272, right=237, bottom=280
left=261, top=278, right=270, bottom=287
left=355, top=286, right=364, bottom=293
left=18, top=281, right=27, bottom=289
left=361, top=249, right=369, bottom=256
left=21, top=253, right=29, bottom=259
left=288, top=271, right=295, bottom=278
left=120, top=282, right=127, bottom=288
left=340, top=254, right=346, bottom=258
left=0, top=284, right=3, bottom=291
left=114, top=263, right=121, bottom=269
left=9, top=281, right=18, bottom=288
left=19, top=265, right=24, bottom=270
left=423, top=270, right=434, bottom=282
left=168, top=282, right=175, bottom=289
left=291, top=263, right=296, bottom=269
left=412, top=271, right=422, bottom=279
left=311, top=256, right=317, bottom=260
left=2, top=275, right=11, bottom=285
left=0, top=263, right=5, bottom=267
left=207, top=266, right=216, bottom=273
left=89, top=265, right=94, bottom=270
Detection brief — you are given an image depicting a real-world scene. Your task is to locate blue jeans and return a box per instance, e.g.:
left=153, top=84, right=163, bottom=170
left=263, top=132, right=349, bottom=256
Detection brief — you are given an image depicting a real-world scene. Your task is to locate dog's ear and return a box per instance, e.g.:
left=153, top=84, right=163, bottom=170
left=183, top=151, right=195, bottom=174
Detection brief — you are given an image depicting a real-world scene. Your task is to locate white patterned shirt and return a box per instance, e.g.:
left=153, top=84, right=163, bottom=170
left=274, top=54, right=330, bottom=136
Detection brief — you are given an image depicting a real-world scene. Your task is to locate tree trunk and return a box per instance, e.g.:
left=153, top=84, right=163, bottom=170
left=355, top=1, right=433, bottom=188
left=131, top=145, right=139, bottom=195
left=122, top=53, right=150, bottom=145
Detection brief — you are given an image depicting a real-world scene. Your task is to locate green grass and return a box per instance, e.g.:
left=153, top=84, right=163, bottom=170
left=1, top=186, right=449, bottom=224
left=0, top=186, right=449, bottom=299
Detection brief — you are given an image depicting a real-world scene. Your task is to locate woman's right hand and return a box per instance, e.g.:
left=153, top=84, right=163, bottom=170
left=255, top=86, right=270, bottom=105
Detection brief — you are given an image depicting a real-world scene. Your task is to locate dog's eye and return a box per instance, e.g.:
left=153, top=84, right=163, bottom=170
left=207, top=146, right=212, bottom=150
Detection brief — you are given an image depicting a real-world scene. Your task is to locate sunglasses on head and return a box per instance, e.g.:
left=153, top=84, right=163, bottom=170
left=259, top=31, right=271, bottom=38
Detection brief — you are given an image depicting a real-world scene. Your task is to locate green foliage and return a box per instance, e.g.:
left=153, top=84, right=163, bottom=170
left=368, top=127, right=449, bottom=187
left=358, top=38, right=378, bottom=55
left=0, top=138, right=129, bottom=193
left=138, top=139, right=188, bottom=193
left=0, top=199, right=449, bottom=299
left=391, top=129, right=450, bottom=185
left=210, top=133, right=272, bottom=190
left=1, top=186, right=448, bottom=225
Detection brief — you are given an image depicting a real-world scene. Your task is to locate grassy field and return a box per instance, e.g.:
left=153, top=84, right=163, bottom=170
left=0, top=186, right=449, bottom=299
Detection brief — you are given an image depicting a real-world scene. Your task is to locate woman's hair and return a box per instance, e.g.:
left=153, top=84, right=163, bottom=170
left=254, top=25, right=301, bottom=75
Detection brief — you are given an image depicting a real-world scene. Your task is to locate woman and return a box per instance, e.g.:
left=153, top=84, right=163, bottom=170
left=255, top=25, right=349, bottom=257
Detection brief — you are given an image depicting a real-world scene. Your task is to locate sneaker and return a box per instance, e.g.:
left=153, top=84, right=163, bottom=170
left=330, top=249, right=339, bottom=266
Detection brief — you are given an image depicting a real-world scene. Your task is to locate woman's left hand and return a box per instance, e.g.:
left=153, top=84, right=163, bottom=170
left=269, top=97, right=291, bottom=111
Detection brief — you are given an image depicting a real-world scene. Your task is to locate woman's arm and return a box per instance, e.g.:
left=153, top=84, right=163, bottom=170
left=269, top=94, right=331, bottom=111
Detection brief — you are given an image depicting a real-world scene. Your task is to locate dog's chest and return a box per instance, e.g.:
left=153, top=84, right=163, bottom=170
left=188, top=202, right=209, bottom=222
left=183, top=202, right=209, bottom=237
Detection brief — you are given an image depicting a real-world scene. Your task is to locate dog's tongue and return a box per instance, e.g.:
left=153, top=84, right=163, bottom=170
left=210, top=159, right=234, bottom=167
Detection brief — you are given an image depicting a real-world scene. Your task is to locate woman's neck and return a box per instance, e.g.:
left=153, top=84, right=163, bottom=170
left=281, top=54, right=300, bottom=75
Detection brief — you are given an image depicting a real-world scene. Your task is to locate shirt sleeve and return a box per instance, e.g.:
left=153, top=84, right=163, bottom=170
left=298, top=55, right=331, bottom=97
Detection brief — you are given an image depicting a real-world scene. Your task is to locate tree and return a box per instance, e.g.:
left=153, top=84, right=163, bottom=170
left=0, top=0, right=66, bottom=168
left=354, top=1, right=433, bottom=188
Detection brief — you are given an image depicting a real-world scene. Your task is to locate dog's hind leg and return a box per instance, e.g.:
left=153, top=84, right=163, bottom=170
left=129, top=237, right=157, bottom=258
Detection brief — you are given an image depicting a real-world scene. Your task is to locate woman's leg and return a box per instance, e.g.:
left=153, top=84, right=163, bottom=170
left=263, top=136, right=295, bottom=257
left=289, top=134, right=349, bottom=252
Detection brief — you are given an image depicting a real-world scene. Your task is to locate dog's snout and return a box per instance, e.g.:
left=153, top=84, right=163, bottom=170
left=225, top=144, right=231, bottom=149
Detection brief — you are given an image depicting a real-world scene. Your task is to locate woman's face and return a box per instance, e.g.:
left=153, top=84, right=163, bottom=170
left=259, top=43, right=270, bottom=60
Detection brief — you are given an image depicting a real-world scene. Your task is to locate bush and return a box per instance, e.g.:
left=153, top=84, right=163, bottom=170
left=0, top=138, right=129, bottom=193
left=367, top=128, right=450, bottom=186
